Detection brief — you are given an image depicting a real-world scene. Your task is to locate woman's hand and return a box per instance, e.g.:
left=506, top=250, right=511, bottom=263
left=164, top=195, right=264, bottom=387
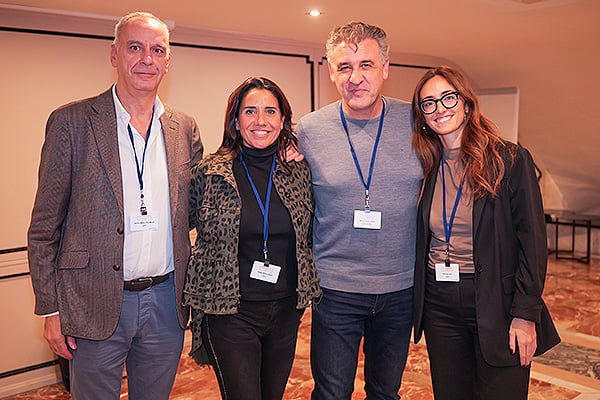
left=509, top=317, right=537, bottom=367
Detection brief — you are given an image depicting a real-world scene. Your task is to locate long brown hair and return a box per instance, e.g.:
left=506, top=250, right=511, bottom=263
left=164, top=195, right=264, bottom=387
left=411, top=66, right=514, bottom=199
left=217, top=77, right=297, bottom=172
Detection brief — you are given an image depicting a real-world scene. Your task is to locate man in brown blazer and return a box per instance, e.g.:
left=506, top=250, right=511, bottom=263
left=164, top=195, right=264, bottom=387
left=27, top=12, right=203, bottom=400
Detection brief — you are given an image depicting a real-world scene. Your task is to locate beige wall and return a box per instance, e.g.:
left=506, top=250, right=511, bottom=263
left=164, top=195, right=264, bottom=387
left=0, top=30, right=314, bottom=250
left=0, top=11, right=451, bottom=396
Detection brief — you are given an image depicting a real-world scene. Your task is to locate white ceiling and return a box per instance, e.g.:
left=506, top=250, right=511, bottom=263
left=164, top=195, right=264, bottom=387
left=3, top=0, right=600, bottom=213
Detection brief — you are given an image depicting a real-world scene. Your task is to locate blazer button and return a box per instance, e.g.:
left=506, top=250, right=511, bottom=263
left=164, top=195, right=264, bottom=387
left=476, top=265, right=483, bottom=273
left=117, top=227, right=124, bottom=235
left=113, top=264, right=120, bottom=271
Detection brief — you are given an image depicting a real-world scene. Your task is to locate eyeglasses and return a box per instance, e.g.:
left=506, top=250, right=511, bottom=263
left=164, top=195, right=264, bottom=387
left=419, top=92, right=460, bottom=114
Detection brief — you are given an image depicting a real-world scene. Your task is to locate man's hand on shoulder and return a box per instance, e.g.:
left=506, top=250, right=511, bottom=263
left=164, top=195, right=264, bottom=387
left=283, top=145, right=304, bottom=162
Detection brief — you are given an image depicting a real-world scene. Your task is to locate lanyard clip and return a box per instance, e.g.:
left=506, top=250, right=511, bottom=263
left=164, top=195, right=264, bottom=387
left=140, top=198, right=147, bottom=216
left=263, top=242, right=270, bottom=266
left=364, top=189, right=371, bottom=212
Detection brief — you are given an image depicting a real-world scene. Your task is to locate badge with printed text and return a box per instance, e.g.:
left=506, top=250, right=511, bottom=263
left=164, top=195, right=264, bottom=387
left=435, top=263, right=460, bottom=282
left=129, top=214, right=158, bottom=232
left=250, top=260, right=281, bottom=284
left=353, top=209, right=382, bottom=230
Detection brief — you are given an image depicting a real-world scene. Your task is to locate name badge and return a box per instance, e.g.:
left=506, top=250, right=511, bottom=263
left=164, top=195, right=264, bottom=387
left=250, top=260, right=281, bottom=284
left=435, top=263, right=460, bottom=282
left=129, top=214, right=158, bottom=232
left=353, top=210, right=382, bottom=230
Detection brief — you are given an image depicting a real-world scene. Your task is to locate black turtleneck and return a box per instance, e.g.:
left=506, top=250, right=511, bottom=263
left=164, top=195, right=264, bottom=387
left=233, top=142, right=298, bottom=301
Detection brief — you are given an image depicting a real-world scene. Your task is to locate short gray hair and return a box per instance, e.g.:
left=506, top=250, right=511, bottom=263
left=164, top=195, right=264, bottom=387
left=113, top=12, right=170, bottom=50
left=326, top=21, right=389, bottom=64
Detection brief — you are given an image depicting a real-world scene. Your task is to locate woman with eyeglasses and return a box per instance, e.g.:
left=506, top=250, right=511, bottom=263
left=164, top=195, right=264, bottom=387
left=410, top=65, right=560, bottom=400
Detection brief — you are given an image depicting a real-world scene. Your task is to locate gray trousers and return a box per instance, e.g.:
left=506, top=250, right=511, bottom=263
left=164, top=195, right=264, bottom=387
left=70, top=274, right=184, bottom=400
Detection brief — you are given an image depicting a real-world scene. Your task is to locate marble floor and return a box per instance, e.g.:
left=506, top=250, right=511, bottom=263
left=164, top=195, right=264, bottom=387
left=5, top=255, right=600, bottom=399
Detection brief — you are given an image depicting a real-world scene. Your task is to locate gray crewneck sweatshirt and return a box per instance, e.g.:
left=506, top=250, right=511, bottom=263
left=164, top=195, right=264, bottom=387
left=296, top=97, right=423, bottom=294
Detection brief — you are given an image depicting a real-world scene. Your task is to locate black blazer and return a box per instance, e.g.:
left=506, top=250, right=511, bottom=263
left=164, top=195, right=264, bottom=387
left=413, top=143, right=560, bottom=367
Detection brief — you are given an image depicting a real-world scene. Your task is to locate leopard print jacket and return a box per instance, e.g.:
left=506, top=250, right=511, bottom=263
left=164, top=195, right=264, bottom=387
left=183, top=153, right=321, bottom=361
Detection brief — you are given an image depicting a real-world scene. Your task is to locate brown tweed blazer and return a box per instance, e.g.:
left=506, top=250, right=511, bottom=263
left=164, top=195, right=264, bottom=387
left=27, top=88, right=203, bottom=340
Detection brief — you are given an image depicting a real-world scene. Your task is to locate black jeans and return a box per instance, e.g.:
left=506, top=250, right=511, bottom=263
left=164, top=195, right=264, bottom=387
left=202, top=296, right=304, bottom=400
left=423, top=267, right=530, bottom=400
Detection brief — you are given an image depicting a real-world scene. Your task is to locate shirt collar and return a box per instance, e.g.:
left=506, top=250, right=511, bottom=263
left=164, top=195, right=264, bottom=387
left=111, top=84, right=165, bottom=126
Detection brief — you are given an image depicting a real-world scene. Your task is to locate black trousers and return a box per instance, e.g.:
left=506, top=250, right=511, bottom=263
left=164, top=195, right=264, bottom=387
left=423, top=268, right=530, bottom=400
left=202, top=296, right=304, bottom=400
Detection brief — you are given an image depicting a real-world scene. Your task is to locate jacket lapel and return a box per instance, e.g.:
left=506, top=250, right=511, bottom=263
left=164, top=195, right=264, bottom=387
left=205, top=154, right=238, bottom=190
left=472, top=195, right=486, bottom=247
left=161, top=107, right=180, bottom=226
left=421, top=160, right=439, bottom=234
left=90, top=89, right=124, bottom=219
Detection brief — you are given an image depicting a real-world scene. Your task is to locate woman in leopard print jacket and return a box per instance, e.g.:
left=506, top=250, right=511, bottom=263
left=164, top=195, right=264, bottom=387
left=183, top=77, right=321, bottom=400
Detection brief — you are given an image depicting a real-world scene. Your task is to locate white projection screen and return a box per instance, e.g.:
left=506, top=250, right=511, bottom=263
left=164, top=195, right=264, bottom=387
left=0, top=29, right=312, bottom=249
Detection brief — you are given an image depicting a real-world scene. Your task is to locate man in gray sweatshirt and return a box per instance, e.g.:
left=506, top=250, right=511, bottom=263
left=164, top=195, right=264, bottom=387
left=296, top=22, right=422, bottom=400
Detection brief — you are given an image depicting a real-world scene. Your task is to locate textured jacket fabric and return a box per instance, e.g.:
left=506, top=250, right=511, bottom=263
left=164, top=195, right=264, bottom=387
left=413, top=143, right=560, bottom=366
left=27, top=88, right=203, bottom=339
left=183, top=153, right=321, bottom=357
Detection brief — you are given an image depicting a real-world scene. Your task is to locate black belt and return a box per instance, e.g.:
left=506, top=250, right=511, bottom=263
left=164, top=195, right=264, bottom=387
left=124, top=272, right=172, bottom=291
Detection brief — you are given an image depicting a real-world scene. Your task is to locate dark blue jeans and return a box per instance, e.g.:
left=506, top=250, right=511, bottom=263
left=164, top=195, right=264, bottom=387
left=310, top=287, right=413, bottom=400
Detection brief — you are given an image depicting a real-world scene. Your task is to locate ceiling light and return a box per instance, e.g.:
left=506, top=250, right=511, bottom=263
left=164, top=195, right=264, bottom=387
left=307, top=10, right=322, bottom=17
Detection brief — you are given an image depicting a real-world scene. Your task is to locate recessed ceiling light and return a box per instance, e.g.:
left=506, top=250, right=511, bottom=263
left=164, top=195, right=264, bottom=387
left=307, top=9, right=322, bottom=17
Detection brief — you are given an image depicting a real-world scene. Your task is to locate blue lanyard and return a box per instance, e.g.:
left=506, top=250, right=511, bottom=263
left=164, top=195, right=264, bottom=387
left=239, top=153, right=277, bottom=264
left=441, top=159, right=465, bottom=265
left=127, top=108, right=154, bottom=215
left=339, top=100, right=385, bottom=211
